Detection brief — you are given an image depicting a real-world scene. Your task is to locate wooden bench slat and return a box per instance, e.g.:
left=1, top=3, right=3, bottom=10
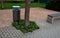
left=48, top=13, right=60, bottom=17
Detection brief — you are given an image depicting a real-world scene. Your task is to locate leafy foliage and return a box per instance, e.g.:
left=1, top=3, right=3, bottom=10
left=12, top=20, right=39, bottom=33
left=46, top=0, right=60, bottom=11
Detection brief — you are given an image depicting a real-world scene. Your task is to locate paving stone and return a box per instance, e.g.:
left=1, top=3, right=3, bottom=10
left=0, top=8, right=60, bottom=38
left=0, top=26, right=23, bottom=38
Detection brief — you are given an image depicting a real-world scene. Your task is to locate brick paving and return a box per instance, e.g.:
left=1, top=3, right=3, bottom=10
left=0, top=8, right=60, bottom=38
left=0, top=26, right=23, bottom=38
left=0, top=8, right=59, bottom=27
left=22, top=19, right=60, bottom=38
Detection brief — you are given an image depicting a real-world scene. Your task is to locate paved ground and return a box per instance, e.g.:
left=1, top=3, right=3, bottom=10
left=0, top=8, right=60, bottom=38
left=22, top=19, right=60, bottom=38
left=0, top=26, right=23, bottom=38
left=0, top=8, right=58, bottom=27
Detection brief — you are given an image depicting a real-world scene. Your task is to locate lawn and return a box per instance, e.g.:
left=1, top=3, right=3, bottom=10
left=0, top=2, right=46, bottom=9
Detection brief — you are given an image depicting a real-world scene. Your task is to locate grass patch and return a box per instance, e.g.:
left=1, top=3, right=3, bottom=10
left=39, top=3, right=46, bottom=8
left=0, top=2, right=46, bottom=9
left=31, top=3, right=46, bottom=8
left=12, top=20, right=39, bottom=33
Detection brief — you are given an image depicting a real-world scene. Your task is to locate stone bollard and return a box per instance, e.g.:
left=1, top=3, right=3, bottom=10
left=12, top=6, right=20, bottom=23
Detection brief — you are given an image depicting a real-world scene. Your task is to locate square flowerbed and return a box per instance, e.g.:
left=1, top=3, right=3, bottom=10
left=12, top=20, right=39, bottom=33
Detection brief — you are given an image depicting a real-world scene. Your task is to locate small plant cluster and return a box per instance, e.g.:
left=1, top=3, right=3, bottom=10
left=12, top=20, right=39, bottom=33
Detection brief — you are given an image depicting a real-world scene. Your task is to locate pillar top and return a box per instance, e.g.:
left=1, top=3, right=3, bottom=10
left=12, top=6, right=20, bottom=8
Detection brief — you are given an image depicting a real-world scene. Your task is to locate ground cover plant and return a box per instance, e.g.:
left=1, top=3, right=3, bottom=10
left=12, top=20, right=39, bottom=33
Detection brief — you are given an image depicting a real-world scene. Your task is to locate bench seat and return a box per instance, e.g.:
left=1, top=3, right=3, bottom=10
left=47, top=13, right=60, bottom=24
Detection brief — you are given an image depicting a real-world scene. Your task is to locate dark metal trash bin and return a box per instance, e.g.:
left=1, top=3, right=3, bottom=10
left=12, top=6, right=20, bottom=22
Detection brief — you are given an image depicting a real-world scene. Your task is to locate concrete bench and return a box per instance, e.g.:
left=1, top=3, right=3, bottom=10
left=47, top=13, right=60, bottom=24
